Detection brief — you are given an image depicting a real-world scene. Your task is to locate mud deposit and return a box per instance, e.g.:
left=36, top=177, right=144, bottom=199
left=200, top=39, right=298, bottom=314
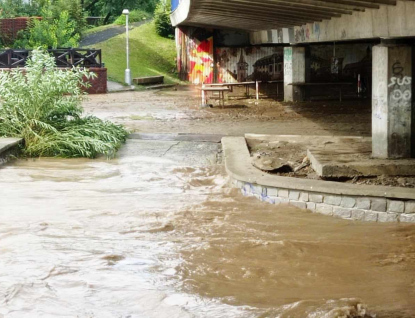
left=0, top=140, right=414, bottom=317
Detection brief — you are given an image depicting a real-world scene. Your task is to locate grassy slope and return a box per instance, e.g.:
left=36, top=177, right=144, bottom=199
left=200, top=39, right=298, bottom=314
left=87, top=22, right=179, bottom=84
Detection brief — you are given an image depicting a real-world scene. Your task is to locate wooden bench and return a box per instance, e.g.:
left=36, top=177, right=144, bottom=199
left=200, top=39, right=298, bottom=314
left=288, top=82, right=354, bottom=102
left=133, top=76, right=164, bottom=85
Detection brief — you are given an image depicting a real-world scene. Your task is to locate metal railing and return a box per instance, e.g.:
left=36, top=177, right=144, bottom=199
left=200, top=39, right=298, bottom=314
left=0, top=48, right=103, bottom=68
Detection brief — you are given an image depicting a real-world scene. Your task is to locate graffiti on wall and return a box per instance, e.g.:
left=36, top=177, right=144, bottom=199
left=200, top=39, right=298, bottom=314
left=310, top=44, right=372, bottom=83
left=187, top=36, right=213, bottom=84
left=389, top=61, right=412, bottom=102
left=215, top=47, right=284, bottom=83
left=176, top=27, right=214, bottom=84
left=294, top=23, right=322, bottom=43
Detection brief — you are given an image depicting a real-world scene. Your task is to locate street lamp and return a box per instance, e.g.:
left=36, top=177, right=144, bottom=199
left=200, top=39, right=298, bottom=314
left=122, top=9, right=131, bottom=85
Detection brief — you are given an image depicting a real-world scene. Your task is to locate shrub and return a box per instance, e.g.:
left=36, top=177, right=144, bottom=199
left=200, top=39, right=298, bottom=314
left=154, top=0, right=174, bottom=38
left=14, top=10, right=80, bottom=49
left=49, top=0, right=86, bottom=32
left=0, top=49, right=128, bottom=158
left=113, top=9, right=151, bottom=25
left=0, top=0, right=31, bottom=18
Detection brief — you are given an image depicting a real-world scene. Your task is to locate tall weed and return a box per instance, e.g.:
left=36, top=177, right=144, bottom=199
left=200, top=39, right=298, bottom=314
left=0, top=49, right=128, bottom=158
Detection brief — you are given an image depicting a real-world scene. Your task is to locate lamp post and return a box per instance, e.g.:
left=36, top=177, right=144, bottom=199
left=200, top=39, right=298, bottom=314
left=122, top=9, right=131, bottom=85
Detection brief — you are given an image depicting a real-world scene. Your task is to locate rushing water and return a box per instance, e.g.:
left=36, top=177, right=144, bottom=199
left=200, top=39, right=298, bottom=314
left=0, top=140, right=414, bottom=318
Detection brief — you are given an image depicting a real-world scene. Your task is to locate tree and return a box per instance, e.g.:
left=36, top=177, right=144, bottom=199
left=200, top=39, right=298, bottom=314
left=14, top=9, right=80, bottom=49
left=154, top=0, right=173, bottom=38
left=83, top=0, right=157, bottom=24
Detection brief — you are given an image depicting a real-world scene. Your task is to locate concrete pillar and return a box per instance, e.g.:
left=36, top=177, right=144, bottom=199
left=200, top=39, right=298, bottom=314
left=372, top=44, right=413, bottom=159
left=284, top=46, right=305, bottom=102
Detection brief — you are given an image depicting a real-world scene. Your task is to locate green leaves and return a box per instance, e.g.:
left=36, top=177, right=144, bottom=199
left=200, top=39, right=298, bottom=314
left=154, top=1, right=173, bottom=38
left=0, top=49, right=128, bottom=158
left=15, top=10, right=80, bottom=49
left=113, top=9, right=151, bottom=25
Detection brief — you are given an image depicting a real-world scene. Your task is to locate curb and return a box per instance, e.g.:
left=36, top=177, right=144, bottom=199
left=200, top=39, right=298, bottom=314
left=222, top=136, right=415, bottom=223
left=0, top=138, right=23, bottom=165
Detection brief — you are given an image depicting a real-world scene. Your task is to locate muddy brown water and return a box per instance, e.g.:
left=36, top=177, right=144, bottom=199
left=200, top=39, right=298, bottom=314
left=0, top=141, right=414, bottom=317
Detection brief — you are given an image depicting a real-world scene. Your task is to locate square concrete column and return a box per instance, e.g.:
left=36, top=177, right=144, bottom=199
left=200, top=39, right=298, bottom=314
left=284, top=46, right=306, bottom=102
left=372, top=45, right=413, bottom=159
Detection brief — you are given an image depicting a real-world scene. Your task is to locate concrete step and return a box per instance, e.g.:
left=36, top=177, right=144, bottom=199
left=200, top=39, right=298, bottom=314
left=0, top=138, right=22, bottom=165
left=133, top=76, right=164, bottom=85
left=128, top=133, right=225, bottom=143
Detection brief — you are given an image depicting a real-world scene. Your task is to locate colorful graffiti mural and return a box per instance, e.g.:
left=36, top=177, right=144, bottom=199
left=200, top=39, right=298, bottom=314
left=215, top=47, right=283, bottom=83
left=175, top=27, right=214, bottom=84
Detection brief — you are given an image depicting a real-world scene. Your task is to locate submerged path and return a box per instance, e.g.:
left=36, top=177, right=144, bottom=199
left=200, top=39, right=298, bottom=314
left=0, top=138, right=414, bottom=317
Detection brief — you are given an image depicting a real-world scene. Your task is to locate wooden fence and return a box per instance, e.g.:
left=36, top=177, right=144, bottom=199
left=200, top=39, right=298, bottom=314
left=0, top=49, right=103, bottom=68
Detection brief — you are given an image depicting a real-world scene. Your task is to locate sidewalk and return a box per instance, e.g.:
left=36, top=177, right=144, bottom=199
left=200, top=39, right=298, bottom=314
left=0, top=138, right=22, bottom=165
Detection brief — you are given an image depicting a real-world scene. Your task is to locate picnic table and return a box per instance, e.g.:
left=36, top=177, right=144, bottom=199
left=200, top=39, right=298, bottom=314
left=199, top=80, right=284, bottom=107
left=199, top=81, right=260, bottom=108
left=199, top=86, right=231, bottom=108
left=288, top=82, right=354, bottom=102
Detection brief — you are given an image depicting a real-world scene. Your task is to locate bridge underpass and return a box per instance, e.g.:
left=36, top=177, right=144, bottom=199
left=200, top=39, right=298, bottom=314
left=171, top=0, right=415, bottom=160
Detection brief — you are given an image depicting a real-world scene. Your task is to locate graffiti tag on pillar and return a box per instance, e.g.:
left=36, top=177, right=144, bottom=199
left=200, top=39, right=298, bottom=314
left=389, top=61, right=411, bottom=102
left=388, top=76, right=411, bottom=88
left=392, top=61, right=404, bottom=77
left=391, top=89, right=412, bottom=101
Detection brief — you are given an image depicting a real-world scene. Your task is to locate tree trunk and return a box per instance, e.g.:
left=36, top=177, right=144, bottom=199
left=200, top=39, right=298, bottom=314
left=103, top=12, right=112, bottom=25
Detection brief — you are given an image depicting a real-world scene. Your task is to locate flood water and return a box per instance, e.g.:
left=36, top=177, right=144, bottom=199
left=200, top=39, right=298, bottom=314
left=0, top=140, right=414, bottom=318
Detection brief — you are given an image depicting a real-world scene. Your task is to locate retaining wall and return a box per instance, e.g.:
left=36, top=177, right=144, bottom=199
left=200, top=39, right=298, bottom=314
left=84, top=67, right=107, bottom=94
left=223, top=136, right=415, bottom=223
left=232, top=179, right=415, bottom=223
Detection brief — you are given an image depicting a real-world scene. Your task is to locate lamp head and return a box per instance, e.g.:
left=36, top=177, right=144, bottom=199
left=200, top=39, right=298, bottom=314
left=122, top=9, right=129, bottom=15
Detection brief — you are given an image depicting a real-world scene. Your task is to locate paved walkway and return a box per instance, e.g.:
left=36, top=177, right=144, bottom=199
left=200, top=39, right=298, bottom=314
left=80, top=21, right=149, bottom=47
left=107, top=81, right=135, bottom=92
left=0, top=138, right=21, bottom=155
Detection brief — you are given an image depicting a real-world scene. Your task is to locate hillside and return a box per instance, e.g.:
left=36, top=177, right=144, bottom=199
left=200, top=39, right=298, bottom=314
left=86, top=22, right=179, bottom=84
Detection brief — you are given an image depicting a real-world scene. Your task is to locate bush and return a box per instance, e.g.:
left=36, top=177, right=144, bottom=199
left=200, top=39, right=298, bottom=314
left=0, top=50, right=128, bottom=158
left=49, top=0, right=86, bottom=32
left=154, top=0, right=174, bottom=38
left=113, top=9, right=151, bottom=25
left=0, top=0, right=31, bottom=18
left=14, top=10, right=80, bottom=49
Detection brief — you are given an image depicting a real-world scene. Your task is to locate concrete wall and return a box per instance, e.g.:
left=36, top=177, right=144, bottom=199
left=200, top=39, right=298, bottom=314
left=85, top=67, right=107, bottom=94
left=175, top=26, right=214, bottom=84
left=215, top=46, right=283, bottom=83
left=250, top=0, right=415, bottom=45
left=233, top=179, right=415, bottom=223
left=214, top=29, right=250, bottom=47
left=177, top=29, right=376, bottom=95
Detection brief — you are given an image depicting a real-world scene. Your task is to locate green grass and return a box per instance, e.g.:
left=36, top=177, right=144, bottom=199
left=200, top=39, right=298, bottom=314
left=87, top=22, right=179, bottom=84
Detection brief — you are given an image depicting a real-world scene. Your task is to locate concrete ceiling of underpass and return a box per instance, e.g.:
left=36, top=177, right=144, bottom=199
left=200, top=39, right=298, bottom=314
left=174, top=0, right=401, bottom=31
